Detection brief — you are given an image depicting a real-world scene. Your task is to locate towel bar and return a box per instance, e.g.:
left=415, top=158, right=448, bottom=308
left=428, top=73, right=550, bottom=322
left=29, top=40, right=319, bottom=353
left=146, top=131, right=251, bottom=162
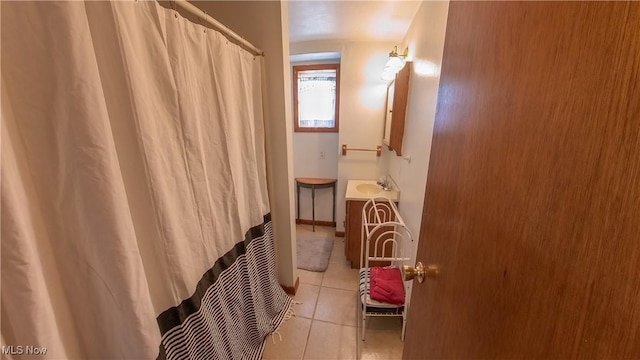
left=341, top=144, right=382, bottom=157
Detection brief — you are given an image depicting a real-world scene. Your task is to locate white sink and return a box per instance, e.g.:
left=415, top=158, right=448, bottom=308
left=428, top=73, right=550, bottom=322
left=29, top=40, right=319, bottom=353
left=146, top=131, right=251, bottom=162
left=356, top=183, right=382, bottom=195
left=346, top=180, right=399, bottom=201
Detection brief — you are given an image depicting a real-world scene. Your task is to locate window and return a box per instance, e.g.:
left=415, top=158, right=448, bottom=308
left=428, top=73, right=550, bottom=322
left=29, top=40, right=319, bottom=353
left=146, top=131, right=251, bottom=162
left=293, top=64, right=340, bottom=132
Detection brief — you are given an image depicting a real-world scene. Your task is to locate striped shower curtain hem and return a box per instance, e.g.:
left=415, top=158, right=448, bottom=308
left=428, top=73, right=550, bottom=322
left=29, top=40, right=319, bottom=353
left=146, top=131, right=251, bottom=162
left=157, top=214, right=293, bottom=360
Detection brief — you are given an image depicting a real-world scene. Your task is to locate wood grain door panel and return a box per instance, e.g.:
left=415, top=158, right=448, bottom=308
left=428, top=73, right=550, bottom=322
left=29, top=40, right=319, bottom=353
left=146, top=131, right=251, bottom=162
left=403, top=1, right=640, bottom=358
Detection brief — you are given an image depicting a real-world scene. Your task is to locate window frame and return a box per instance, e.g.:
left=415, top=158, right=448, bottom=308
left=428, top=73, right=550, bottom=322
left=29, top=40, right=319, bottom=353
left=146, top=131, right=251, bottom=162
left=292, top=64, right=340, bottom=133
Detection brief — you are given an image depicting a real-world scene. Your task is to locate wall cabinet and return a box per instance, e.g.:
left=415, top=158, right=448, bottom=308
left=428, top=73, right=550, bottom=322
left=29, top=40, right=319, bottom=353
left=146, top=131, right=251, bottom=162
left=383, top=62, right=411, bottom=156
left=345, top=200, right=397, bottom=269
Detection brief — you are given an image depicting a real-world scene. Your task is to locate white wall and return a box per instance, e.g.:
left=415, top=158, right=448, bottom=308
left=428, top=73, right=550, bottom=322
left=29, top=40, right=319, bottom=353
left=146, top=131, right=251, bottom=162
left=337, top=41, right=395, bottom=232
left=191, top=1, right=298, bottom=288
left=380, top=1, right=450, bottom=304
left=290, top=56, right=340, bottom=223
left=292, top=133, right=339, bottom=222
left=291, top=40, right=396, bottom=232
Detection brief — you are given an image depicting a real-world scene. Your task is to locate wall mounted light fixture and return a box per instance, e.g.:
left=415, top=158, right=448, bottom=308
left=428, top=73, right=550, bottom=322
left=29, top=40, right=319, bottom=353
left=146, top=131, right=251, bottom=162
left=381, top=46, right=408, bottom=81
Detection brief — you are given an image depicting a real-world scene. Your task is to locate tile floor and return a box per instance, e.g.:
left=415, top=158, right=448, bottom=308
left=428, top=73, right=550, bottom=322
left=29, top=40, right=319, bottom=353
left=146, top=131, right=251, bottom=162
left=262, top=225, right=404, bottom=360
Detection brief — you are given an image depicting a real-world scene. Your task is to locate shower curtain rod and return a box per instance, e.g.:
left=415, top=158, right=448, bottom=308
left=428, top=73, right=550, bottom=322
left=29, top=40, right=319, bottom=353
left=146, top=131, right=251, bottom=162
left=173, top=0, right=264, bottom=56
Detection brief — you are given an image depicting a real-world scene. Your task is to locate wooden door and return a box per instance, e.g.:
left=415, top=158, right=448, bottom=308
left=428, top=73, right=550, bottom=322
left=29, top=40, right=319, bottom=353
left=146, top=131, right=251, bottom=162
left=403, top=2, right=640, bottom=358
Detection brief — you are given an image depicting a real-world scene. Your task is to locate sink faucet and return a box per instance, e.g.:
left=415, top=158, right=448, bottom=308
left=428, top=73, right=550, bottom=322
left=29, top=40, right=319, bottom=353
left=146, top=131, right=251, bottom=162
left=377, top=177, right=391, bottom=191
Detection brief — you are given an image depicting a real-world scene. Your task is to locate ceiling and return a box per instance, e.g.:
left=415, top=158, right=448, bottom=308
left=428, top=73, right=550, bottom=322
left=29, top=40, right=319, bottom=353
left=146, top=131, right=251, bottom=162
left=287, top=1, right=421, bottom=44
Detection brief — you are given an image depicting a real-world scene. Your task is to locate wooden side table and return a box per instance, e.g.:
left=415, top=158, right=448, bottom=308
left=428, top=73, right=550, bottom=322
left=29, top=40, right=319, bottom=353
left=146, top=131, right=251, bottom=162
left=295, top=177, right=337, bottom=232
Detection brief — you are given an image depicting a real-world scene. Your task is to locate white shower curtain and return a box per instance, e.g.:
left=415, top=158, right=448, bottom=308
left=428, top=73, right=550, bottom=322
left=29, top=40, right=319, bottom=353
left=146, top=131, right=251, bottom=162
left=1, top=1, right=291, bottom=359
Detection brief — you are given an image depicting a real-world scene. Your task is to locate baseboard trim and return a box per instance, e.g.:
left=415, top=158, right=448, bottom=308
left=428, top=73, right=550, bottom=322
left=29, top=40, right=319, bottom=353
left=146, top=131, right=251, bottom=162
left=335, top=231, right=345, bottom=237
left=281, top=276, right=299, bottom=296
left=295, top=219, right=336, bottom=227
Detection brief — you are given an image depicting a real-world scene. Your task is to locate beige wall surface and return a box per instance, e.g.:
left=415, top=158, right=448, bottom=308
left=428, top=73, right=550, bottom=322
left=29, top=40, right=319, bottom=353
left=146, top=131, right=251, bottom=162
left=291, top=40, right=395, bottom=232
left=381, top=0, right=450, bottom=304
left=289, top=51, right=340, bottom=223
left=336, top=41, right=396, bottom=232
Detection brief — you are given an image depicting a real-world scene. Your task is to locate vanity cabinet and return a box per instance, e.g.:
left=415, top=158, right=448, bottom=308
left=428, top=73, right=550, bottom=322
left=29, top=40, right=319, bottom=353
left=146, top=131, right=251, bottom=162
left=345, top=200, right=364, bottom=268
left=383, top=62, right=411, bottom=156
left=345, top=200, right=397, bottom=269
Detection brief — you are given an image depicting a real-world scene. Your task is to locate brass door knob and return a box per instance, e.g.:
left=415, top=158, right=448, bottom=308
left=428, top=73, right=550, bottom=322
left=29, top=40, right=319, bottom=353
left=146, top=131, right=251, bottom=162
left=403, top=262, right=439, bottom=283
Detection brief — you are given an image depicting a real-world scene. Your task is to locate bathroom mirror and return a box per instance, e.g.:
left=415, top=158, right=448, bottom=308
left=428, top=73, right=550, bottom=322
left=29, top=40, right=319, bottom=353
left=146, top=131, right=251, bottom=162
left=382, top=62, right=411, bottom=156
left=383, top=81, right=395, bottom=148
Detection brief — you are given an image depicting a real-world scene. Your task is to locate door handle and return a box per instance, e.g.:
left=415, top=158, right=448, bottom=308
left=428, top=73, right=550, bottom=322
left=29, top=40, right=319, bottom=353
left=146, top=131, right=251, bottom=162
left=403, top=261, right=439, bottom=283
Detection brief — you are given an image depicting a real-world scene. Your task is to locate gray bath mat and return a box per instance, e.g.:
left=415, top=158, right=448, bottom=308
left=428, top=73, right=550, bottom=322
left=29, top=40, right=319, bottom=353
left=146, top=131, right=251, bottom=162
left=296, top=235, right=334, bottom=272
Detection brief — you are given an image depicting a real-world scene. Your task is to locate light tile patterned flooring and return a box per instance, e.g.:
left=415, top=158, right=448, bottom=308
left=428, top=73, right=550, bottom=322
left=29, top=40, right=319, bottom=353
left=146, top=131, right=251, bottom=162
left=262, top=225, right=404, bottom=360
